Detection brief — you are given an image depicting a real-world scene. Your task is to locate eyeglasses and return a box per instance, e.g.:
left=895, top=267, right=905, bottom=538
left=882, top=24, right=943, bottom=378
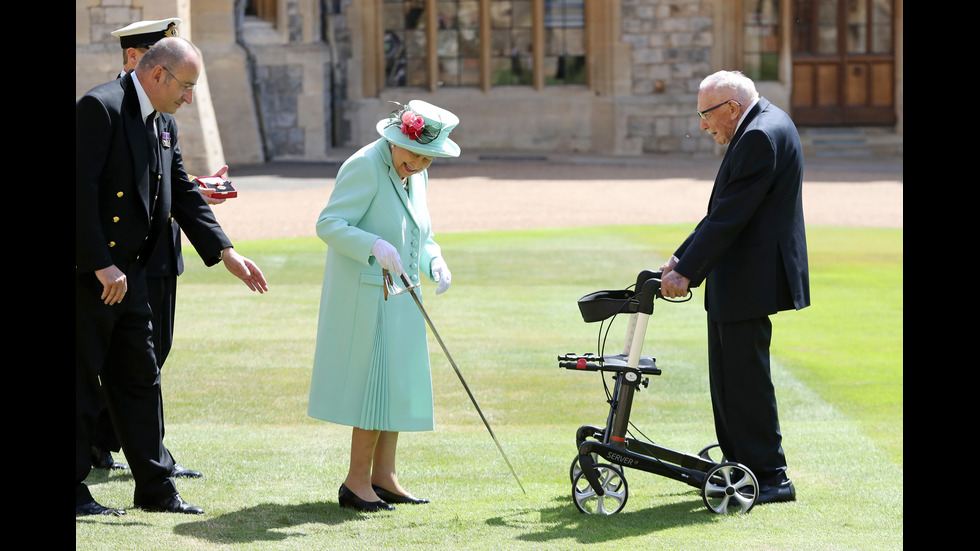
left=697, top=100, right=740, bottom=120
left=162, top=66, right=196, bottom=92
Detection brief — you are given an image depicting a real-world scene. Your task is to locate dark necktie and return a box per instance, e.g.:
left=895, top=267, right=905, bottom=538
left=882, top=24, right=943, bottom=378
left=146, top=112, right=160, bottom=175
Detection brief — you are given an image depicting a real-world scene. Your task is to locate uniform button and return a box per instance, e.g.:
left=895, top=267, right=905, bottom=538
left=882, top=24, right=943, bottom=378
left=410, top=251, right=418, bottom=258
left=117, top=191, right=124, bottom=197
left=108, top=241, right=116, bottom=247
left=412, top=228, right=420, bottom=236
left=112, top=216, right=120, bottom=223
left=411, top=240, right=418, bottom=247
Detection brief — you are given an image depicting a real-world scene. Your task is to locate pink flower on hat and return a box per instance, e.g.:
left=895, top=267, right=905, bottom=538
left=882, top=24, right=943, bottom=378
left=400, top=110, right=426, bottom=141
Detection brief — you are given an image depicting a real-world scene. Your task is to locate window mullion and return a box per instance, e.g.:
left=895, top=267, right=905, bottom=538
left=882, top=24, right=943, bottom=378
left=426, top=0, right=438, bottom=91
left=532, top=0, right=543, bottom=90
left=480, top=1, right=491, bottom=91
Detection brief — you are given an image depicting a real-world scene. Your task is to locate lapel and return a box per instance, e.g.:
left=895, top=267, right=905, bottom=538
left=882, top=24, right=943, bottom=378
left=707, top=98, right=769, bottom=211
left=158, top=114, right=173, bottom=197
left=121, top=74, right=153, bottom=220
left=155, top=114, right=173, bottom=222
left=377, top=140, right=421, bottom=229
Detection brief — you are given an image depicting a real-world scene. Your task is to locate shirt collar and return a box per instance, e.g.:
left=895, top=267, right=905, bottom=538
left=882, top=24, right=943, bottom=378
left=130, top=72, right=157, bottom=122
left=735, top=97, right=760, bottom=134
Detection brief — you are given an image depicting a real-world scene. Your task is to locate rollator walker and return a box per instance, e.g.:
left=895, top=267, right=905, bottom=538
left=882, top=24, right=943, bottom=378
left=558, top=270, right=759, bottom=515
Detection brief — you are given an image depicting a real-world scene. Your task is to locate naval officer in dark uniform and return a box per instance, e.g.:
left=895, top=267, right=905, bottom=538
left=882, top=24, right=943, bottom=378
left=76, top=36, right=267, bottom=516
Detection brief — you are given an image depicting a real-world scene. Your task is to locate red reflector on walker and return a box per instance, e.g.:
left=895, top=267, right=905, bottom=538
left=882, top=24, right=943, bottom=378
left=576, top=358, right=587, bottom=369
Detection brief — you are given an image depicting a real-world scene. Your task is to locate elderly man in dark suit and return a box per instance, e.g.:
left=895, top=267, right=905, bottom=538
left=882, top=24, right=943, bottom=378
left=76, top=36, right=268, bottom=516
left=660, top=70, right=809, bottom=505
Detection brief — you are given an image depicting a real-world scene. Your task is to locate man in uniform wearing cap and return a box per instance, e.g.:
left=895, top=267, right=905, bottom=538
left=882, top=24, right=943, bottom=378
left=83, top=20, right=228, bottom=482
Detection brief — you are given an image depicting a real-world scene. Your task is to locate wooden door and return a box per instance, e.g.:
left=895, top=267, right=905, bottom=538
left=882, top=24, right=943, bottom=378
left=791, top=0, right=896, bottom=125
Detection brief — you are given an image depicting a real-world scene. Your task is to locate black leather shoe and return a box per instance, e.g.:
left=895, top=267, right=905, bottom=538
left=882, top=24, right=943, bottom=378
left=173, top=464, right=203, bottom=478
left=76, top=500, right=126, bottom=517
left=90, top=446, right=128, bottom=470
left=338, top=484, right=394, bottom=512
left=373, top=485, right=429, bottom=505
left=135, top=494, right=205, bottom=515
left=757, top=479, right=796, bottom=505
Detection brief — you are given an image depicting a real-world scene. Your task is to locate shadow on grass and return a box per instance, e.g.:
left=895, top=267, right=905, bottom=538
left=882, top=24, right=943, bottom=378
left=486, top=494, right=714, bottom=544
left=84, top=468, right=134, bottom=485
left=172, top=501, right=371, bottom=545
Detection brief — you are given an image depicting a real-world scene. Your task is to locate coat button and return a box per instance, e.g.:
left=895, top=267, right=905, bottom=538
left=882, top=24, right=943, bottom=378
left=108, top=241, right=116, bottom=247
left=117, top=191, right=124, bottom=197
left=112, top=216, right=120, bottom=223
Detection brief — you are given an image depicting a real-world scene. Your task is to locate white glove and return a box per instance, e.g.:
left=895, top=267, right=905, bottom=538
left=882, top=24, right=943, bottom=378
left=371, top=239, right=404, bottom=276
left=431, top=257, right=452, bottom=295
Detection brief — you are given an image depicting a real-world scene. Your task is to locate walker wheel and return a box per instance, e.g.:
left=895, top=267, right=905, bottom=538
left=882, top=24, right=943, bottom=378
left=697, top=443, right=727, bottom=464
left=700, top=462, right=758, bottom=514
left=572, top=463, right=628, bottom=515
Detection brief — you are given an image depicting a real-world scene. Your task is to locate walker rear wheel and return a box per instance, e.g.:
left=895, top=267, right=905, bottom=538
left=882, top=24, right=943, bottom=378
left=572, top=463, right=628, bottom=515
left=700, top=462, right=758, bottom=514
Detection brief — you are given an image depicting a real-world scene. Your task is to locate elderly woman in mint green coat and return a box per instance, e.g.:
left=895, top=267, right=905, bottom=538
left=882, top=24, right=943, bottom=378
left=308, top=101, right=461, bottom=513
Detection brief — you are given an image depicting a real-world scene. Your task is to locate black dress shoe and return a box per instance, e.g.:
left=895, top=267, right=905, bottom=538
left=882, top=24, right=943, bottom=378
left=90, top=446, right=128, bottom=470
left=373, top=485, right=429, bottom=505
left=135, top=494, right=205, bottom=515
left=757, top=479, right=796, bottom=505
left=338, top=484, right=394, bottom=512
left=173, top=464, right=203, bottom=478
left=76, top=500, right=126, bottom=517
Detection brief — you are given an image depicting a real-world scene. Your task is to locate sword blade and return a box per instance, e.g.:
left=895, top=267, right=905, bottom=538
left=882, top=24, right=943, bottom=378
left=398, top=273, right=526, bottom=494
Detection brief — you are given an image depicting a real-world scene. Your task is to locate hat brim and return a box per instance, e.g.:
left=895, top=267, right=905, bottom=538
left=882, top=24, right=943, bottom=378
left=376, top=120, right=460, bottom=158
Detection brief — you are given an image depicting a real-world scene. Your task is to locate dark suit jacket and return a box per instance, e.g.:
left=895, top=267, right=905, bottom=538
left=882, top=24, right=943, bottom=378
left=674, top=97, right=810, bottom=323
left=76, top=73, right=230, bottom=275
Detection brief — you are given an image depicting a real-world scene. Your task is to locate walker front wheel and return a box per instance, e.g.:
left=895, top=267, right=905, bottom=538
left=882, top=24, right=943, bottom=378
left=569, top=453, right=599, bottom=484
left=572, top=463, right=628, bottom=515
left=700, top=462, right=758, bottom=514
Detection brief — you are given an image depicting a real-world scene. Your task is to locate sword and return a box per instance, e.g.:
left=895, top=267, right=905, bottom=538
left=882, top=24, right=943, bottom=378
left=384, top=270, right=526, bottom=494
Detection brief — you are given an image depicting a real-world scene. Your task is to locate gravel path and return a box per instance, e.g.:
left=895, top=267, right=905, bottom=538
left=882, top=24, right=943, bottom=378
left=214, top=153, right=903, bottom=242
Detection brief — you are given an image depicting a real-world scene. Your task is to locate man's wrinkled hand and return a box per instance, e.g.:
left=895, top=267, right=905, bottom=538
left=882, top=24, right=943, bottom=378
left=660, top=269, right=690, bottom=299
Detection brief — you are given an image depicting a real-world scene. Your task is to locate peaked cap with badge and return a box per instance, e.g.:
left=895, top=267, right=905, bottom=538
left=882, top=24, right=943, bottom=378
left=111, top=18, right=181, bottom=49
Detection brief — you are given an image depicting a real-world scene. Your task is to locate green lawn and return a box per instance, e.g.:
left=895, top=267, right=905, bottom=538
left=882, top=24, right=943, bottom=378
left=77, top=225, right=903, bottom=550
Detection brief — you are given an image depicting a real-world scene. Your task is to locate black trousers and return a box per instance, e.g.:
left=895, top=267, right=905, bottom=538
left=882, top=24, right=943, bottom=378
left=89, top=273, right=178, bottom=454
left=706, top=315, right=787, bottom=485
left=76, top=266, right=175, bottom=506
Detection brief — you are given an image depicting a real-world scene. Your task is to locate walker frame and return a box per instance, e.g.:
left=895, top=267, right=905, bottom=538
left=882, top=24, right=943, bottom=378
left=558, top=270, right=759, bottom=515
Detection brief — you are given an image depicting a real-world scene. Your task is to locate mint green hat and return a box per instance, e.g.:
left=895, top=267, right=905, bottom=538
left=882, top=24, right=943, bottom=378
left=376, top=100, right=460, bottom=158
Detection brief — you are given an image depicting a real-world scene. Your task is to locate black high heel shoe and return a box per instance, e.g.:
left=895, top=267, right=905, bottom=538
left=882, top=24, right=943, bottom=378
left=338, top=484, right=394, bottom=512
left=372, top=485, right=430, bottom=505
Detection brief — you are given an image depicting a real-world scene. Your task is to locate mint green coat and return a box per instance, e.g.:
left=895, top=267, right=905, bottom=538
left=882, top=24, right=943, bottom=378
left=308, top=139, right=443, bottom=431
